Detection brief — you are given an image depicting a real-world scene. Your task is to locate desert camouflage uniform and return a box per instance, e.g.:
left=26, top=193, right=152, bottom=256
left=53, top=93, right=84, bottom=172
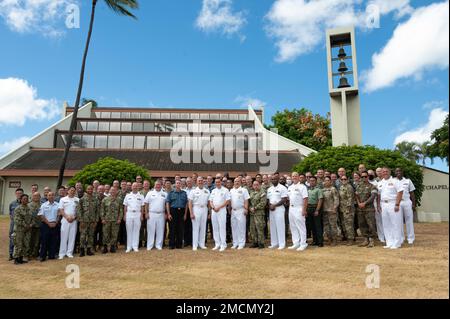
left=355, top=182, right=378, bottom=239
left=249, top=188, right=267, bottom=246
left=77, top=194, right=99, bottom=249
left=101, top=196, right=124, bottom=248
left=28, top=201, right=41, bottom=257
left=13, top=205, right=32, bottom=259
left=338, top=184, right=355, bottom=240
left=322, top=186, right=339, bottom=242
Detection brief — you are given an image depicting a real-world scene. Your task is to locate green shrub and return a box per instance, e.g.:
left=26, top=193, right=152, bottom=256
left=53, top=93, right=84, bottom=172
left=69, top=157, right=151, bottom=188
left=293, top=145, right=424, bottom=204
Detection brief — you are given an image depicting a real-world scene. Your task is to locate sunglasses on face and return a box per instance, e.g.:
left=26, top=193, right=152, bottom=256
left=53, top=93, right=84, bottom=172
left=341, top=178, right=347, bottom=181
left=361, top=176, right=368, bottom=178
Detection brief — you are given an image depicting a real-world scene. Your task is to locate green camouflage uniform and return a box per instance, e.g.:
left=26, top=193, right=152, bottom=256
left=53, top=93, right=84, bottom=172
left=355, top=182, right=378, bottom=239
left=28, top=201, right=41, bottom=257
left=249, top=188, right=267, bottom=246
left=77, top=194, right=99, bottom=249
left=338, top=184, right=355, bottom=240
left=322, top=186, right=339, bottom=241
left=13, top=205, right=32, bottom=258
left=101, top=196, right=124, bottom=248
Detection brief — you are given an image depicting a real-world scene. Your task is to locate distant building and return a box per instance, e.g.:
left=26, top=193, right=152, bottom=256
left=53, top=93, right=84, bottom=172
left=417, top=166, right=449, bottom=222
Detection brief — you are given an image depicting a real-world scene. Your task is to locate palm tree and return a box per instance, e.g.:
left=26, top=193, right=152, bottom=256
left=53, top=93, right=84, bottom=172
left=418, top=141, right=433, bottom=166
left=57, top=0, right=139, bottom=188
left=395, top=141, right=420, bottom=163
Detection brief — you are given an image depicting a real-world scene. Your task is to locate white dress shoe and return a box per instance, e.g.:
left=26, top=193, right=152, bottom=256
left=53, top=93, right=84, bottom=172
left=268, top=245, right=278, bottom=249
left=296, top=244, right=308, bottom=251
left=288, top=245, right=300, bottom=250
left=212, top=246, right=220, bottom=251
left=278, top=246, right=285, bottom=250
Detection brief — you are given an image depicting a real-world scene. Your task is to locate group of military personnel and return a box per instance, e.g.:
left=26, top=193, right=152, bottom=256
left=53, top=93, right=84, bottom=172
left=8, top=164, right=416, bottom=264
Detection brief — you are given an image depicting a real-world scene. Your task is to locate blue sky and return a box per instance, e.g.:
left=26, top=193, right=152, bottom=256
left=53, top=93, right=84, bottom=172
left=0, top=0, right=448, bottom=171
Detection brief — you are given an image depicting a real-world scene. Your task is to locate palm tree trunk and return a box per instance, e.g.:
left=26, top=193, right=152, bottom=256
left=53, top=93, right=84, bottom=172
left=57, top=0, right=98, bottom=188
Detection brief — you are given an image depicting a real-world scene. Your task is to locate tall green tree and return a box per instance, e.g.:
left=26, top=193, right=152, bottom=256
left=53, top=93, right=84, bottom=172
left=428, top=114, right=449, bottom=165
left=57, top=0, right=139, bottom=188
left=266, top=108, right=332, bottom=151
left=395, top=141, right=432, bottom=165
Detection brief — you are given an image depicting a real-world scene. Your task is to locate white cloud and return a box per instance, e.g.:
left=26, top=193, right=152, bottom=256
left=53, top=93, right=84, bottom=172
left=235, top=95, right=266, bottom=108
left=362, top=1, right=449, bottom=92
left=264, top=0, right=413, bottom=63
left=0, top=0, right=77, bottom=36
left=196, top=0, right=246, bottom=39
left=0, top=77, right=60, bottom=126
left=0, top=136, right=30, bottom=155
left=394, top=107, right=449, bottom=145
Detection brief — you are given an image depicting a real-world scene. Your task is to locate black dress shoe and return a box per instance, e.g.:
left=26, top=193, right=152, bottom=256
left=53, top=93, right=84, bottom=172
left=102, top=245, right=108, bottom=254
left=40, top=257, right=47, bottom=262
left=251, top=243, right=259, bottom=248
left=318, top=243, right=324, bottom=247
left=169, top=246, right=175, bottom=250
left=79, top=248, right=85, bottom=257
left=258, top=244, right=265, bottom=249
left=9, top=254, right=13, bottom=261
left=20, top=257, right=28, bottom=263
left=110, top=245, right=116, bottom=253
left=14, top=258, right=22, bottom=265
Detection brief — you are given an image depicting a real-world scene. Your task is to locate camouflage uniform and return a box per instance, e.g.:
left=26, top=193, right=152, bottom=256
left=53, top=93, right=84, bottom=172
left=322, top=186, right=339, bottom=243
left=261, top=183, right=272, bottom=238
left=13, top=205, right=32, bottom=259
left=338, top=184, right=355, bottom=241
left=355, top=182, right=378, bottom=240
left=101, top=196, right=124, bottom=248
left=77, top=194, right=99, bottom=250
left=249, top=188, right=267, bottom=247
left=244, top=185, right=254, bottom=242
left=28, top=201, right=41, bottom=257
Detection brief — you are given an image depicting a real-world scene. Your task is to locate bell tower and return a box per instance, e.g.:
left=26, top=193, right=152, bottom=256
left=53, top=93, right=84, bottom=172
left=326, top=26, right=362, bottom=146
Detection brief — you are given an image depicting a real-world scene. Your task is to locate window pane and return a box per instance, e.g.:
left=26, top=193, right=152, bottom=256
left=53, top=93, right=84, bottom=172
left=80, top=121, right=87, bottom=130
left=150, top=113, right=161, bottom=119
left=121, top=136, right=133, bottom=149
left=121, top=112, right=131, bottom=119
left=239, top=113, right=248, bottom=120
left=220, top=113, right=229, bottom=120
left=71, top=135, right=82, bottom=148
left=144, top=123, right=154, bottom=131
left=131, top=112, right=140, bottom=119
left=98, top=122, right=109, bottom=131
left=210, top=113, right=219, bottom=120
left=132, top=122, right=144, bottom=131
left=82, top=135, right=94, bottom=148
left=190, top=113, right=199, bottom=120
left=101, top=112, right=111, bottom=119
left=177, top=123, right=187, bottom=131
left=160, top=136, right=171, bottom=148
left=108, top=136, right=120, bottom=148
left=170, top=113, right=180, bottom=119
left=229, top=114, right=238, bottom=120
left=180, top=113, right=189, bottom=119
left=110, top=122, right=120, bottom=131
left=210, top=123, right=220, bottom=131
left=141, top=112, right=150, bottom=119
left=87, top=121, right=98, bottom=131
left=221, top=123, right=231, bottom=132
left=94, top=112, right=101, bottom=118
left=161, top=112, right=170, bottom=119
left=95, top=135, right=107, bottom=148
left=155, top=123, right=164, bottom=132
left=111, top=112, right=120, bottom=119
left=200, top=113, right=209, bottom=120
left=134, top=136, right=145, bottom=149
left=121, top=122, right=132, bottom=131
left=165, top=123, right=175, bottom=132
left=147, top=136, right=159, bottom=149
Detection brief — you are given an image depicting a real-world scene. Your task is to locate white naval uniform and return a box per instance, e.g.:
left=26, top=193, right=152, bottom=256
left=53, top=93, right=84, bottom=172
left=144, top=189, right=167, bottom=250
left=209, top=186, right=230, bottom=249
left=396, top=177, right=416, bottom=244
left=188, top=187, right=210, bottom=249
left=267, top=184, right=288, bottom=248
left=287, top=182, right=309, bottom=248
left=123, top=192, right=145, bottom=251
left=230, top=187, right=250, bottom=248
left=378, top=177, right=404, bottom=248
left=58, top=196, right=80, bottom=258
left=370, top=180, right=385, bottom=242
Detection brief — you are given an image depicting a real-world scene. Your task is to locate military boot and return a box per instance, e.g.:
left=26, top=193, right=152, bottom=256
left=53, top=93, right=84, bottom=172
left=21, top=257, right=28, bottom=263
left=251, top=243, right=259, bottom=248
left=14, top=258, right=22, bottom=265
left=87, top=248, right=94, bottom=256
left=110, top=245, right=116, bottom=253
left=79, top=247, right=85, bottom=257
left=330, top=239, right=337, bottom=246
left=9, top=254, right=14, bottom=261
left=359, top=238, right=369, bottom=247
left=367, top=238, right=374, bottom=248
left=258, top=243, right=265, bottom=249
left=346, top=239, right=354, bottom=246
left=102, top=245, right=108, bottom=254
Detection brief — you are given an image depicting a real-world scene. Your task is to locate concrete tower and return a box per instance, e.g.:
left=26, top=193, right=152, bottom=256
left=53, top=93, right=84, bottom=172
left=326, top=26, right=362, bottom=146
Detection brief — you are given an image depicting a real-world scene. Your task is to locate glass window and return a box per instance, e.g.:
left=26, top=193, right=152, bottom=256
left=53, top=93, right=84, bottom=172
left=131, top=112, right=140, bottom=119
left=180, top=113, right=189, bottom=119
left=210, top=123, right=220, bottom=131
left=98, top=122, right=109, bottom=131
left=141, top=112, right=150, bottom=119
left=111, top=112, right=120, bottom=119
left=132, top=122, right=144, bottom=131
left=110, top=122, right=120, bottom=131
left=108, top=136, right=120, bottom=148
left=242, top=123, right=254, bottom=132
left=229, top=114, right=239, bottom=120
left=150, top=113, right=161, bottom=119
left=101, top=112, right=111, bottom=119
left=232, top=124, right=242, bottom=132
left=82, top=135, right=94, bottom=148
left=143, top=123, right=154, bottom=131
left=147, top=136, right=159, bottom=149
left=134, top=136, right=145, bottom=149
left=190, top=113, right=199, bottom=120
left=71, top=135, right=82, bottom=148
left=155, top=123, right=164, bottom=132
left=170, top=113, right=180, bottom=119
left=210, top=113, right=220, bottom=120
left=121, top=122, right=132, bottom=131
left=87, top=121, right=98, bottom=131
left=94, top=112, right=101, bottom=118
left=79, top=121, right=87, bottom=130
left=160, top=136, right=171, bottom=148
left=176, top=123, right=188, bottom=131
left=165, top=123, right=175, bottom=132
left=221, top=123, right=232, bottom=132
left=220, top=113, right=229, bottom=120
left=239, top=113, right=248, bottom=120
left=121, top=112, right=131, bottom=119
left=161, top=112, right=170, bottom=119
left=121, top=136, right=133, bottom=149
left=189, top=122, right=200, bottom=132
left=200, top=113, right=209, bottom=120
left=95, top=135, right=107, bottom=148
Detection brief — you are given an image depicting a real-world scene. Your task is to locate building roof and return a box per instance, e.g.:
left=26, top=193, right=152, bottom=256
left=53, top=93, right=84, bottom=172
left=0, top=149, right=302, bottom=177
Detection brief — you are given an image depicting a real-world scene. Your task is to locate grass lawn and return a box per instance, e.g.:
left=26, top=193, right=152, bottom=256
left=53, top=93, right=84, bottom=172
left=0, top=216, right=448, bottom=299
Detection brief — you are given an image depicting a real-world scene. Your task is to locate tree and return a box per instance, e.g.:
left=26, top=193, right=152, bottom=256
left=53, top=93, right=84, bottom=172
left=265, top=108, right=332, bottom=151
left=395, top=141, right=420, bottom=162
left=57, top=0, right=139, bottom=188
left=69, top=157, right=150, bottom=188
left=81, top=98, right=98, bottom=108
left=428, top=114, right=449, bottom=165
left=293, top=145, right=424, bottom=205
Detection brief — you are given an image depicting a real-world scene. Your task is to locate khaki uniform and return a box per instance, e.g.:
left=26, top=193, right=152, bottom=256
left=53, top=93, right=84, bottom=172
left=28, top=201, right=41, bottom=257
left=13, top=205, right=32, bottom=259
left=77, top=194, right=99, bottom=249
left=101, top=196, right=124, bottom=247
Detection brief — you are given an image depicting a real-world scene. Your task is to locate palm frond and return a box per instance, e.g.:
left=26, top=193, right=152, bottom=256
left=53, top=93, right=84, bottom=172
left=104, top=0, right=139, bottom=19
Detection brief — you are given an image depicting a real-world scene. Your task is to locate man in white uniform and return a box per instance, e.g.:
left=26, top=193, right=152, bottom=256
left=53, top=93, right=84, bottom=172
left=267, top=175, right=288, bottom=250
left=209, top=178, right=230, bottom=252
left=123, top=182, right=145, bottom=253
left=368, top=169, right=384, bottom=243
left=287, top=172, right=309, bottom=251
left=377, top=167, right=404, bottom=249
left=144, top=181, right=167, bottom=250
left=230, top=178, right=250, bottom=250
left=395, top=168, right=416, bottom=245
left=188, top=176, right=210, bottom=251
left=58, top=186, right=79, bottom=259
